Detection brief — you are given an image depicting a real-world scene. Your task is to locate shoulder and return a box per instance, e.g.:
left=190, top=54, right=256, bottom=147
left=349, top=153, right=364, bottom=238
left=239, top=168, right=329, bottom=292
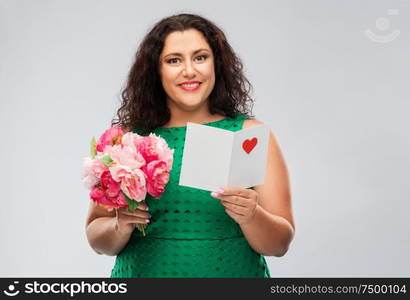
left=242, top=117, right=264, bottom=129
left=242, top=117, right=281, bottom=154
left=241, top=117, right=281, bottom=154
left=242, top=118, right=279, bottom=151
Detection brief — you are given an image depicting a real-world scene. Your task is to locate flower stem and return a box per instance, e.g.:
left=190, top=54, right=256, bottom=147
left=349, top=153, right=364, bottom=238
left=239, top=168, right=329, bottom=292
left=135, top=223, right=147, bottom=236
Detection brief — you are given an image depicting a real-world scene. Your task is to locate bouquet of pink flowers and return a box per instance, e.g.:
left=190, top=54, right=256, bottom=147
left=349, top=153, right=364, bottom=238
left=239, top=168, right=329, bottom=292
left=81, top=126, right=174, bottom=236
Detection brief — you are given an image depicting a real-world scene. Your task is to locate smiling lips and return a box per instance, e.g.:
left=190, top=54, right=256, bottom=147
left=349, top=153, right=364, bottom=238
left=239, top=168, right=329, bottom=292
left=179, top=81, right=202, bottom=91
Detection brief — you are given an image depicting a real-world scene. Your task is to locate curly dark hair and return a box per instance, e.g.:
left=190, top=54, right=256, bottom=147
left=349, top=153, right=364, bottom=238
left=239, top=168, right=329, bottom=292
left=111, top=13, right=255, bottom=134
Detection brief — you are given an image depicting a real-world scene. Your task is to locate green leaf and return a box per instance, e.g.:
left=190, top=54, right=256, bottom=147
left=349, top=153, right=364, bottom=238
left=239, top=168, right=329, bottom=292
left=124, top=193, right=138, bottom=211
left=90, top=137, right=97, bottom=158
left=101, top=155, right=113, bottom=166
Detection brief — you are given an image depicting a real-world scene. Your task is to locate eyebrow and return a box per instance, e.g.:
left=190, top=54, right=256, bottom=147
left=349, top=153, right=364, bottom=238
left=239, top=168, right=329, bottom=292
left=163, top=48, right=210, bottom=59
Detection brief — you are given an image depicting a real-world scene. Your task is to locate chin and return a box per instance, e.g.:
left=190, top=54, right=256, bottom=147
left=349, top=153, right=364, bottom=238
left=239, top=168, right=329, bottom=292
left=175, top=96, right=204, bottom=105
left=179, top=100, right=205, bottom=111
left=183, top=102, right=204, bottom=110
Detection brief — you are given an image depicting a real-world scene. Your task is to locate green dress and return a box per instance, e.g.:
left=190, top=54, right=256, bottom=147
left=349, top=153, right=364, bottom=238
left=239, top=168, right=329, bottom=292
left=110, top=113, right=271, bottom=278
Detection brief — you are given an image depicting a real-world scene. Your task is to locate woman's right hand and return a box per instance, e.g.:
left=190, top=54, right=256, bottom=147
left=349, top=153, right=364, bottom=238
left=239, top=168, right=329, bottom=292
left=114, top=202, right=151, bottom=234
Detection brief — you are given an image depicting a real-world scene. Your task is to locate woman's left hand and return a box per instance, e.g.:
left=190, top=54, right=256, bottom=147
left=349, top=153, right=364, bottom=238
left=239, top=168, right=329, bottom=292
left=211, top=187, right=259, bottom=225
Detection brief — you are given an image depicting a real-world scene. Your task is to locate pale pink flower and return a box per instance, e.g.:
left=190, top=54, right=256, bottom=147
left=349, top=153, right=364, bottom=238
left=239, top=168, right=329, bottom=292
left=104, top=135, right=146, bottom=170
left=81, top=156, right=108, bottom=190
left=110, top=164, right=147, bottom=202
left=137, top=134, right=174, bottom=172
left=121, top=132, right=144, bottom=151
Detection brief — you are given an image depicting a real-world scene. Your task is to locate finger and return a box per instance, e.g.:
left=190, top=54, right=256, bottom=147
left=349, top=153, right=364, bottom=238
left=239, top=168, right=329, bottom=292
left=136, top=202, right=149, bottom=211
left=123, top=203, right=149, bottom=212
left=219, top=187, right=253, bottom=198
left=224, top=207, right=242, bottom=220
left=120, top=215, right=150, bottom=225
left=218, top=195, right=248, bottom=207
left=121, top=209, right=151, bottom=219
left=221, top=201, right=248, bottom=215
left=118, top=202, right=149, bottom=212
left=222, top=202, right=245, bottom=216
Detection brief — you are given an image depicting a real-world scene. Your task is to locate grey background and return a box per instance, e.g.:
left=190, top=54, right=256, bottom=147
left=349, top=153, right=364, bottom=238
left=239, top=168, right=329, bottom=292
left=1, top=0, right=409, bottom=277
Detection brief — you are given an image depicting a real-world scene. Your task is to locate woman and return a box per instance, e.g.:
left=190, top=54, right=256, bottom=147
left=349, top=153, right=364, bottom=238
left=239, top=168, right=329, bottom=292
left=85, top=13, right=295, bottom=278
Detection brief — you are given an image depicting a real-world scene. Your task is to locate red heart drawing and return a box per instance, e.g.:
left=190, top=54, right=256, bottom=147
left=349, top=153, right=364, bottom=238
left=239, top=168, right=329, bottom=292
left=242, top=137, right=258, bottom=154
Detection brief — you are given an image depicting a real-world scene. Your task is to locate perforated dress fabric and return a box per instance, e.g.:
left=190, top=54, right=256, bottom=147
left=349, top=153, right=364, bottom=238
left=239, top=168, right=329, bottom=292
left=110, top=114, right=271, bottom=278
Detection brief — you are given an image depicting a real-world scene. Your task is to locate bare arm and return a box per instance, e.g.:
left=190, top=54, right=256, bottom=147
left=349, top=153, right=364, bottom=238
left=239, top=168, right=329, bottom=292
left=85, top=201, right=150, bottom=256
left=240, top=120, right=295, bottom=256
left=85, top=202, right=130, bottom=256
left=84, top=126, right=151, bottom=256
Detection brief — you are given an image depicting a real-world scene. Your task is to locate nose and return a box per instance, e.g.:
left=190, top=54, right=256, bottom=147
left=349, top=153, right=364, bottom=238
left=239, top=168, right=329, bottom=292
left=182, top=60, right=196, bottom=78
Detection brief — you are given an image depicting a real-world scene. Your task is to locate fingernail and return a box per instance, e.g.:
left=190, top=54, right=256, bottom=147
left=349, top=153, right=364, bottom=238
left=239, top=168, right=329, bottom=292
left=145, top=219, right=150, bottom=223
left=216, top=189, right=225, bottom=194
left=145, top=207, right=149, bottom=211
left=211, top=191, right=220, bottom=198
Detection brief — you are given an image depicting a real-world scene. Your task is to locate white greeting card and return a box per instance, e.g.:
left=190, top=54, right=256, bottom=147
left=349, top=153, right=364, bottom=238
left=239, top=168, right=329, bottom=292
left=178, top=122, right=269, bottom=191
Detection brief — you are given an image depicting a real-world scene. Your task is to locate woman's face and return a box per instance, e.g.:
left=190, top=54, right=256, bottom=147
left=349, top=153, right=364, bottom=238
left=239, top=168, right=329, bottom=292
left=159, top=28, right=215, bottom=112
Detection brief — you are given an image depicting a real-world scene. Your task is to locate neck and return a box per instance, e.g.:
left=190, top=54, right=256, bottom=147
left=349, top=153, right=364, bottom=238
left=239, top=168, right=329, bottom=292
left=164, top=101, right=221, bottom=128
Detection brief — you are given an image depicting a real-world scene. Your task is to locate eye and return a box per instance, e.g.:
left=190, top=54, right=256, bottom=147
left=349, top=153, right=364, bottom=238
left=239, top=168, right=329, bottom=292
left=196, top=55, right=208, bottom=61
left=166, top=55, right=208, bottom=64
left=167, top=58, right=180, bottom=64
